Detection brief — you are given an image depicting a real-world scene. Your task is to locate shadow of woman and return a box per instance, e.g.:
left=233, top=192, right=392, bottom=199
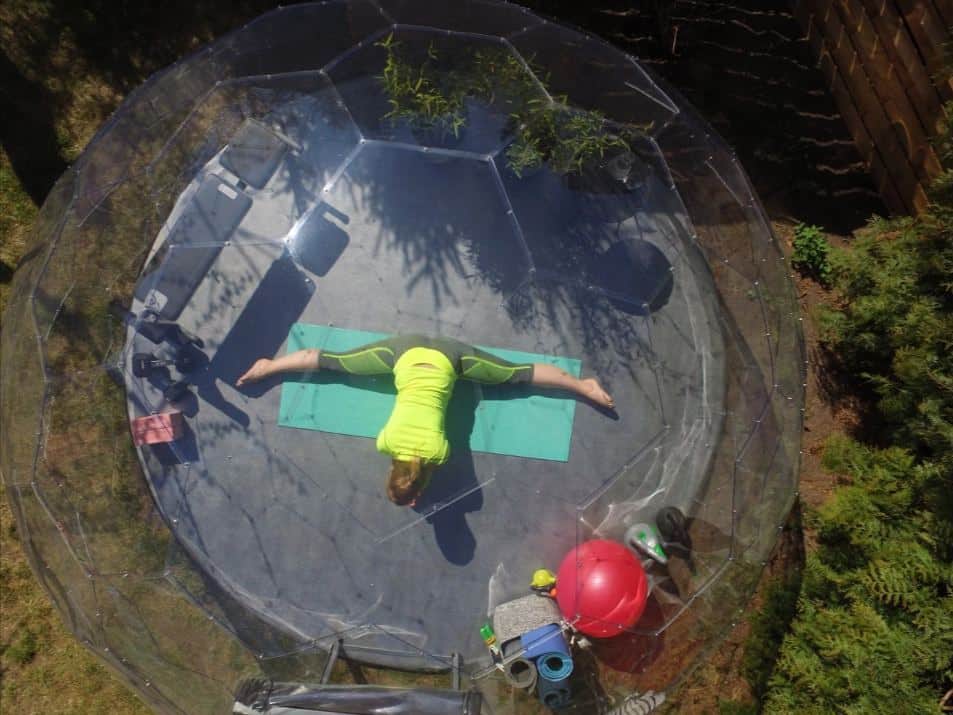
left=414, top=376, right=618, bottom=565
left=415, top=382, right=483, bottom=566
left=231, top=357, right=487, bottom=566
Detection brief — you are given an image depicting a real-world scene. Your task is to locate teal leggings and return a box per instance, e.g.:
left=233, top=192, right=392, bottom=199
left=317, top=335, right=534, bottom=384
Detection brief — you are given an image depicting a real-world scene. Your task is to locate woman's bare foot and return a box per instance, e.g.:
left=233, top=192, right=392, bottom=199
left=582, top=377, right=614, bottom=409
left=237, top=358, right=273, bottom=386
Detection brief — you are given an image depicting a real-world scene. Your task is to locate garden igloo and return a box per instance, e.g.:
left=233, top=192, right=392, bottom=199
left=0, top=1, right=804, bottom=713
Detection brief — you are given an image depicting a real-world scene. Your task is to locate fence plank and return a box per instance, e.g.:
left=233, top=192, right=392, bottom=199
left=832, top=0, right=943, bottom=183
left=802, top=0, right=928, bottom=213
left=859, top=0, right=945, bottom=135
left=824, top=55, right=908, bottom=214
left=894, top=0, right=953, bottom=101
left=793, top=0, right=907, bottom=213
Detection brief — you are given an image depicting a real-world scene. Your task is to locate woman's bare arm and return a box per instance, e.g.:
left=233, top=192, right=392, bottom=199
left=236, top=349, right=321, bottom=386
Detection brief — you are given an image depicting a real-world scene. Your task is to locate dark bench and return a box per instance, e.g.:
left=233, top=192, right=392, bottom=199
left=219, top=118, right=289, bottom=189
left=134, top=174, right=251, bottom=320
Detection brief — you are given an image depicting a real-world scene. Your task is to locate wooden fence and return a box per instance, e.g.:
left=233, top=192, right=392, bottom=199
left=793, top=0, right=952, bottom=214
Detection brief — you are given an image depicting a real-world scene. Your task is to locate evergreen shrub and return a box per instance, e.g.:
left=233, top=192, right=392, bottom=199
left=763, top=100, right=953, bottom=713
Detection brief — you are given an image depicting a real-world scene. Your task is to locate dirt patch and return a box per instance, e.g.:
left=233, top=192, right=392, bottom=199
left=772, top=222, right=860, bottom=512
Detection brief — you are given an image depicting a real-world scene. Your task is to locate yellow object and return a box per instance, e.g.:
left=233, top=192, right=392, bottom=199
left=376, top=348, right=456, bottom=465
left=531, top=568, right=557, bottom=590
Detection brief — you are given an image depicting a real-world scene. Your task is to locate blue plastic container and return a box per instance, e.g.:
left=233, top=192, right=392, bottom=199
left=520, top=623, right=570, bottom=660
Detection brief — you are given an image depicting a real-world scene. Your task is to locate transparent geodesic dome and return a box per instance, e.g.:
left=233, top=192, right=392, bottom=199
left=0, top=1, right=804, bottom=713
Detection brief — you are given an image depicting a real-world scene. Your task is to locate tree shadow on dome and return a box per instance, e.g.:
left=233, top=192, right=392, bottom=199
left=573, top=232, right=674, bottom=315
left=490, top=169, right=678, bottom=377
left=0, top=49, right=69, bottom=206
left=345, top=149, right=677, bottom=384
left=344, top=148, right=527, bottom=312
left=245, top=77, right=364, bottom=223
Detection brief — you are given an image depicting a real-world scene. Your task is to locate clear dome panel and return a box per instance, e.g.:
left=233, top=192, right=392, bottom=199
left=212, top=1, right=391, bottom=78
left=29, top=169, right=78, bottom=243
left=72, top=121, right=154, bottom=221
left=508, top=22, right=679, bottom=134
left=145, top=74, right=361, bottom=247
left=378, top=0, right=542, bottom=36
left=500, top=279, right=665, bottom=477
left=9, top=485, right=103, bottom=644
left=751, top=230, right=806, bottom=402
left=34, top=372, right=170, bottom=577
left=73, top=59, right=229, bottom=219
left=97, top=573, right=257, bottom=714
left=35, top=205, right=154, bottom=371
left=1, top=1, right=805, bottom=712
left=2, top=175, right=80, bottom=487
left=1, top=292, right=47, bottom=481
left=732, top=411, right=785, bottom=559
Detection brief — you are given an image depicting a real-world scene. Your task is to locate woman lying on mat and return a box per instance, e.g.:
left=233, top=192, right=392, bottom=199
left=237, top=335, right=613, bottom=507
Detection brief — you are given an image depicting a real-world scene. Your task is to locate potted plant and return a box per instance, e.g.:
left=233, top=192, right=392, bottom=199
left=375, top=34, right=649, bottom=215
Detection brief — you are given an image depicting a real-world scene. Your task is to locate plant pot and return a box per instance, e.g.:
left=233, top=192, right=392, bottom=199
left=409, top=117, right=467, bottom=152
left=567, top=150, right=647, bottom=224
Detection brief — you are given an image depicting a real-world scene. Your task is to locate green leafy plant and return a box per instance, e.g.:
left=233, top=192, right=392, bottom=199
left=817, top=213, right=953, bottom=459
left=377, top=34, right=467, bottom=139
left=503, top=125, right=545, bottom=176
left=376, top=36, right=639, bottom=175
left=764, top=438, right=953, bottom=714
left=717, top=700, right=758, bottom=715
left=791, top=222, right=832, bottom=286
left=504, top=100, right=631, bottom=177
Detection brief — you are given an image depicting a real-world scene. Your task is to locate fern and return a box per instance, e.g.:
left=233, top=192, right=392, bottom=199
left=767, top=437, right=953, bottom=712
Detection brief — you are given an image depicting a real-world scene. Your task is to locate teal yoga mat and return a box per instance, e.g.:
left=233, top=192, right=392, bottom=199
left=277, top=324, right=582, bottom=461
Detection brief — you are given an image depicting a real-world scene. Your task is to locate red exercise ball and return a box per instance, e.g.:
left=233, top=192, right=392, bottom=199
left=555, top=539, right=649, bottom=638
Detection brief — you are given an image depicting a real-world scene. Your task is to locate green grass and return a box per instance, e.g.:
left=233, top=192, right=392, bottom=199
left=0, top=151, right=37, bottom=317
left=0, top=488, right=151, bottom=713
left=5, top=628, right=39, bottom=666
left=0, top=1, right=150, bottom=710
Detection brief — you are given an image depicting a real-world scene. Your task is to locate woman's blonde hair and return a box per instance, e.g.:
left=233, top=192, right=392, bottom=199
left=386, top=457, right=433, bottom=506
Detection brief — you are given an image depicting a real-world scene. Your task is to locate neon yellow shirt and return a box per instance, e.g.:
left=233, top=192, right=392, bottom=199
left=376, top=347, right=456, bottom=464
